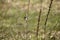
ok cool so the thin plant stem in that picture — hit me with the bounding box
[44,0,54,40]
[24,0,30,40]
[36,0,42,40]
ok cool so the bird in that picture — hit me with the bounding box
[24,16,28,20]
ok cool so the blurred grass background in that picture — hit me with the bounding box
[0,0,60,40]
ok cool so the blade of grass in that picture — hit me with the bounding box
[36,0,42,40]
[44,0,54,40]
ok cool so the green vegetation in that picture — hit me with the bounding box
[0,0,60,40]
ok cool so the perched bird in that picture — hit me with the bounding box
[24,16,28,20]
